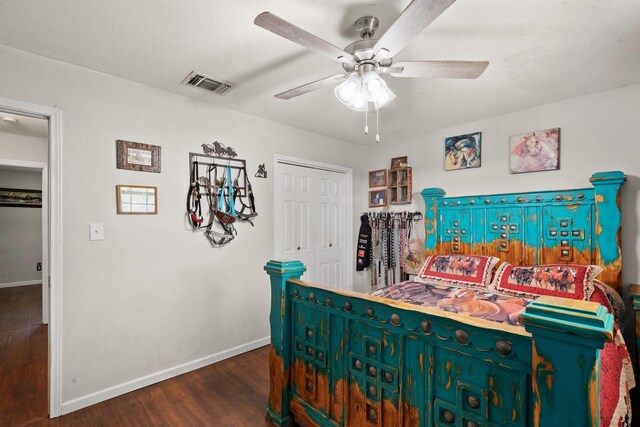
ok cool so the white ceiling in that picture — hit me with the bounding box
[0,0,639,145]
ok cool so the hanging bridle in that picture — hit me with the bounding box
[187,161,204,228]
[233,166,258,225]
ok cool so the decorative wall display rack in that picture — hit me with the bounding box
[187,151,258,247]
[359,210,423,289]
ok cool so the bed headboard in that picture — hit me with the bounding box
[421,171,625,292]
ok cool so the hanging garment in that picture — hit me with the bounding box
[356,214,372,271]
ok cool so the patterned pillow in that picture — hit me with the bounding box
[490,263,602,300]
[414,254,500,289]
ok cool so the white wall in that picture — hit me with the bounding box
[0,45,367,410]
[0,131,48,163]
[359,83,640,292]
[0,168,42,286]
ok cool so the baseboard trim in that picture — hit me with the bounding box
[59,336,271,415]
[0,280,41,289]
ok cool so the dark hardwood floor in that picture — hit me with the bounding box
[0,284,48,427]
[27,345,272,427]
[1,283,273,427]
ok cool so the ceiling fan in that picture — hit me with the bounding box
[254,0,489,107]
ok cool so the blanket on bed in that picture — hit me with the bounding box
[371,281,635,427]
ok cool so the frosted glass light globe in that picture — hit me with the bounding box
[351,92,365,109]
[366,77,381,93]
[334,75,360,104]
[375,90,389,104]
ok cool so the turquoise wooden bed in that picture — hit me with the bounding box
[265,171,636,426]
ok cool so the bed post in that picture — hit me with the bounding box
[264,260,306,426]
[520,296,614,426]
[590,171,625,292]
[421,187,445,254]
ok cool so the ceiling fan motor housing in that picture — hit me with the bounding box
[355,16,379,39]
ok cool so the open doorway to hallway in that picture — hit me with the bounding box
[0,111,49,425]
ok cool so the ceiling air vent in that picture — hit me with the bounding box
[181,71,232,95]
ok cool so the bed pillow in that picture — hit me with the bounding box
[414,254,500,289]
[490,263,602,300]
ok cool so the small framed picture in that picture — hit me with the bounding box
[116,185,158,214]
[509,128,560,174]
[444,132,481,171]
[116,140,161,173]
[368,169,387,188]
[0,188,42,208]
[390,156,408,170]
[369,189,387,208]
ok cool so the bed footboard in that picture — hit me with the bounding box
[265,260,613,427]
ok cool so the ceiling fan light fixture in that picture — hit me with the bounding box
[362,71,383,101]
[347,86,368,112]
[373,84,395,110]
[334,75,360,105]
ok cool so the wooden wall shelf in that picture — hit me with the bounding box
[388,167,412,205]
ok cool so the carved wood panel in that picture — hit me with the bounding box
[348,322,400,426]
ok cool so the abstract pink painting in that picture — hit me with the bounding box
[509,128,560,173]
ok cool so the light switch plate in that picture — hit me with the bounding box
[89,223,104,241]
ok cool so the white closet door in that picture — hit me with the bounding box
[315,170,347,289]
[275,163,315,281]
[275,160,350,289]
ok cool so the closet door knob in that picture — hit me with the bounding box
[329,243,333,247]
[297,246,301,250]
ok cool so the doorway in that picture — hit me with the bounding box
[0,97,62,419]
[274,155,353,290]
[0,113,49,425]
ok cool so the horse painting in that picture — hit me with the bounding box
[509,128,559,173]
[444,132,481,171]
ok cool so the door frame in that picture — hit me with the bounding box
[0,97,63,417]
[273,154,353,290]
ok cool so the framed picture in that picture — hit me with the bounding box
[116,185,158,214]
[509,128,560,174]
[369,189,387,208]
[444,132,481,171]
[390,156,408,170]
[0,188,42,208]
[116,140,161,173]
[368,169,387,188]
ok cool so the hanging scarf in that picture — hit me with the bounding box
[215,164,236,224]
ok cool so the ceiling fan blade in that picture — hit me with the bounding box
[275,74,349,99]
[255,12,354,65]
[373,0,457,60]
[390,61,489,79]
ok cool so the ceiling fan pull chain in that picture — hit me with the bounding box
[376,108,380,143]
[365,110,369,135]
